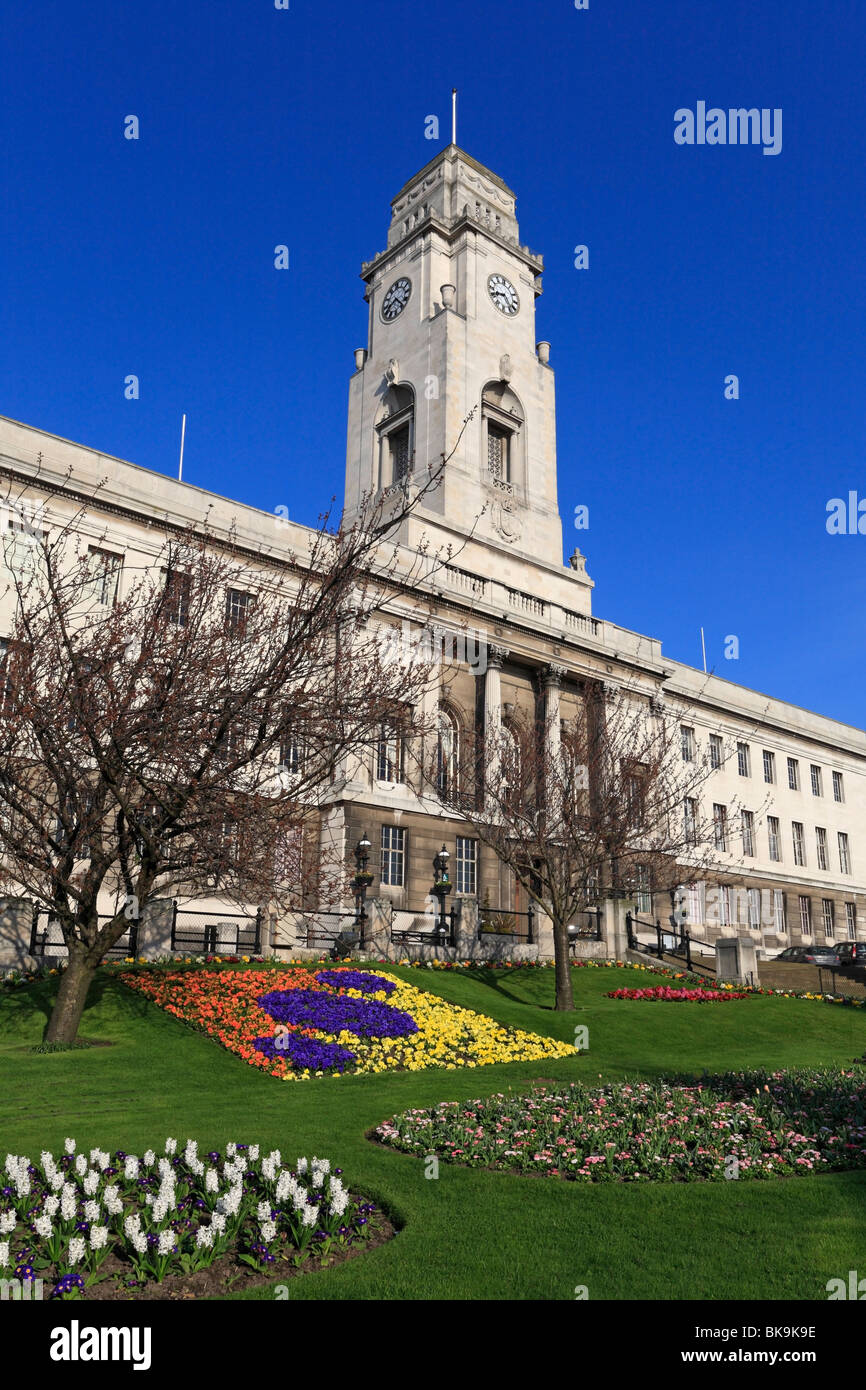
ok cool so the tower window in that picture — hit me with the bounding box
[390,424,410,482]
[487,424,509,482]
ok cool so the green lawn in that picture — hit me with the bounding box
[2,961,865,1301]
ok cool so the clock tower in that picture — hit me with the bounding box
[344,143,585,602]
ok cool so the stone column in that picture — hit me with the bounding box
[543,664,565,822]
[362,898,392,961]
[453,896,479,959]
[484,646,508,810]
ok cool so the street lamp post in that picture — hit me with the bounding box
[432,844,452,939]
[352,833,373,934]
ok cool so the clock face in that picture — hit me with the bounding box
[488,273,520,316]
[381,277,412,321]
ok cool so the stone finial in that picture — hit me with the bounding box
[568,547,587,574]
[441,283,456,309]
[536,341,551,365]
[354,348,367,372]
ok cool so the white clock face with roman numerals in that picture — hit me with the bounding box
[488,273,520,316]
[381,277,412,321]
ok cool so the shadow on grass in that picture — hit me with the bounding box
[0,969,163,1043]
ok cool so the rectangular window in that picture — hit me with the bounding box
[845,903,857,941]
[792,821,806,867]
[737,742,750,777]
[816,826,828,871]
[684,797,698,846]
[389,424,411,482]
[163,569,191,627]
[719,884,732,927]
[838,831,851,875]
[741,809,755,857]
[709,734,722,770]
[487,425,510,483]
[799,895,812,936]
[713,803,728,853]
[821,898,835,938]
[773,889,786,934]
[376,721,404,783]
[762,750,776,784]
[455,837,477,895]
[681,725,695,762]
[380,825,405,887]
[810,764,822,797]
[767,815,781,862]
[747,887,761,929]
[85,547,122,606]
[687,883,703,925]
[832,770,844,803]
[787,757,799,791]
[280,731,305,777]
[226,588,253,634]
[635,864,651,915]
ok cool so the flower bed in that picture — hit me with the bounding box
[375,1068,866,1182]
[0,1139,385,1299]
[607,986,750,1002]
[120,966,576,1079]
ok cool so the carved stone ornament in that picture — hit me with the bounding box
[488,645,509,669]
[568,547,587,574]
[544,663,567,686]
[386,359,399,385]
[499,353,513,382]
[489,495,522,544]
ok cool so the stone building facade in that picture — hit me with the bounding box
[0,142,863,964]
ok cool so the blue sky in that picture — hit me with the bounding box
[2,0,864,726]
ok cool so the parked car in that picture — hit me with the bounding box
[775,945,841,966]
[834,942,866,967]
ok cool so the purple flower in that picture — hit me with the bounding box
[252,1034,356,1072]
[315,970,396,996]
[256,989,418,1039]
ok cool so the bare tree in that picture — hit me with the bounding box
[429,676,746,1011]
[0,440,474,1042]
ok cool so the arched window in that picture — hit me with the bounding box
[436,706,459,799]
[376,385,415,488]
[481,382,524,490]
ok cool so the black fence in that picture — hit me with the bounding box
[29,910,138,960]
[567,908,603,948]
[270,908,363,955]
[391,905,455,948]
[478,902,536,943]
[170,905,262,956]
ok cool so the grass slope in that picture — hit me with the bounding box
[1,963,865,1300]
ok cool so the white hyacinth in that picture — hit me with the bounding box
[64,1138,76,1155]
[259,1220,277,1243]
[44,1195,59,1218]
[49,1170,64,1192]
[0,1211,16,1235]
[248,1145,259,1162]
[164,1138,177,1155]
[123,1213,141,1238]
[157,1229,175,1257]
[183,1140,197,1165]
[131,1231,147,1256]
[41,1150,56,1174]
[0,1241,9,1267]
[157,1157,172,1177]
[33,1214,53,1240]
[257,1200,271,1223]
[205,1168,219,1194]
[84,1200,101,1223]
[143,1150,156,1167]
[211,1213,226,1235]
[312,1157,331,1175]
[195,1224,215,1249]
[152,1199,169,1224]
[330,1192,348,1218]
[189,1158,205,1177]
[296,1157,308,1175]
[90,1225,109,1251]
[68,1237,86,1265]
[301,1204,318,1228]
[83,1171,100,1196]
[225,1142,237,1158]
[103,1187,122,1216]
[124,1156,140,1181]
[74,1154,87,1177]
[60,1189,77,1223]
[90,1148,110,1170]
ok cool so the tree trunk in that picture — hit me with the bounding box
[44,950,98,1044]
[552,920,574,1011]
